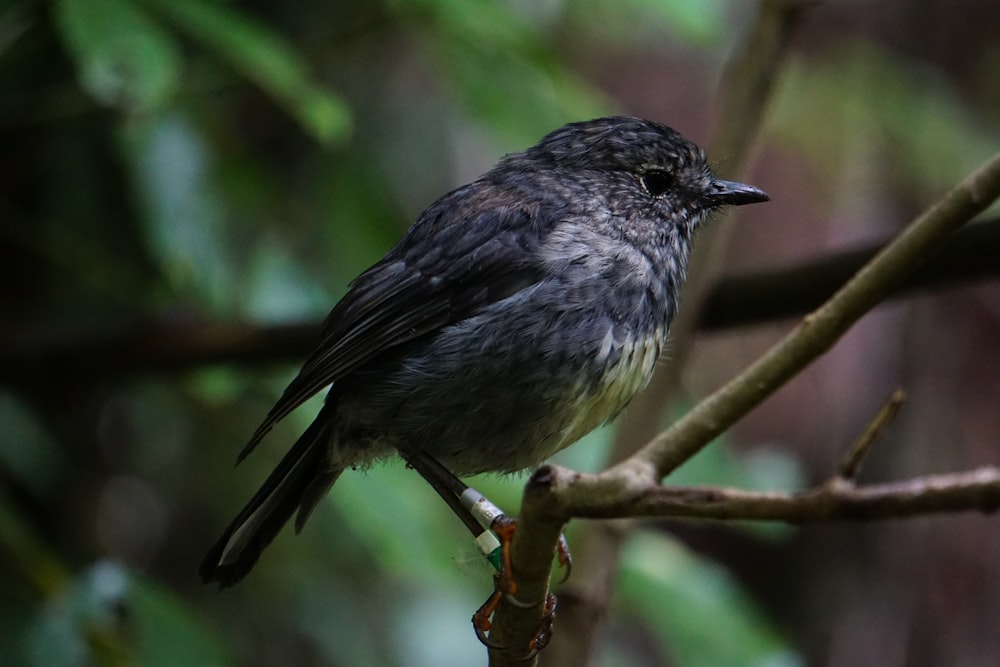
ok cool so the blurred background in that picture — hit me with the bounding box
[1,1,998,665]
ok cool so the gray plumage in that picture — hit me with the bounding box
[199,116,768,586]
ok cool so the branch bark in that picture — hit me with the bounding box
[486,148,1000,664]
[527,465,1000,523]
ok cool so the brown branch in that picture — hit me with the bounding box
[0,320,318,386]
[489,149,1000,664]
[486,470,569,665]
[532,465,1000,522]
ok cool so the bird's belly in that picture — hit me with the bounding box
[336,316,666,475]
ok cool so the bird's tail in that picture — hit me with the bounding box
[199,407,342,588]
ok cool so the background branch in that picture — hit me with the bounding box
[700,215,1000,330]
[2,216,996,387]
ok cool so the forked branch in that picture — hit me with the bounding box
[486,149,1000,666]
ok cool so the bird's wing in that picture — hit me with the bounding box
[237,195,550,461]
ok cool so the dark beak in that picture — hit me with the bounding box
[706,179,770,207]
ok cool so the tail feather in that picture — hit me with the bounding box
[199,412,341,588]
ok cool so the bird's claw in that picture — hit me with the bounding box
[556,533,573,584]
[471,515,568,657]
[472,588,509,649]
[519,593,558,661]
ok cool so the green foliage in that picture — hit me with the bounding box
[610,531,801,667]
[141,0,350,145]
[411,0,611,143]
[20,562,234,667]
[567,0,730,46]
[55,0,349,142]
[769,41,1000,200]
[54,0,182,111]
[120,112,236,312]
[0,394,67,497]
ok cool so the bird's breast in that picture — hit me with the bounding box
[557,322,666,446]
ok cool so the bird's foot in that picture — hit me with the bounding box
[471,515,569,658]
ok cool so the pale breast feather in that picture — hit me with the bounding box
[559,324,665,446]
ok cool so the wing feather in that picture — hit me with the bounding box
[237,196,548,461]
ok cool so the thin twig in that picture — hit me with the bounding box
[837,388,906,481]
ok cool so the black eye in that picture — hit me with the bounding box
[639,169,674,197]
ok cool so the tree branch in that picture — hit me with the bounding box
[488,150,1000,664]
[701,216,1000,330]
[532,465,1000,523]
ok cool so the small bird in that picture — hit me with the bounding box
[199,116,768,587]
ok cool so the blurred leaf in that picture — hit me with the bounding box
[23,561,234,667]
[25,561,131,667]
[0,393,66,497]
[0,4,32,57]
[54,0,181,111]
[445,46,610,145]
[568,0,729,47]
[141,0,350,145]
[185,367,248,407]
[244,238,331,323]
[130,573,235,667]
[610,531,802,667]
[310,150,412,282]
[388,585,486,667]
[331,457,478,580]
[393,0,610,144]
[769,41,1000,198]
[548,422,617,473]
[120,112,234,312]
[0,492,68,597]
[669,440,805,493]
[654,0,729,44]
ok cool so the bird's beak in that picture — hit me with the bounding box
[706,179,770,206]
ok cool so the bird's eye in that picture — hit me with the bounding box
[639,169,673,197]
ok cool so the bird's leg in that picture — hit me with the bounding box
[555,533,573,583]
[469,513,564,657]
[398,448,570,656]
[398,448,507,648]
[398,447,483,537]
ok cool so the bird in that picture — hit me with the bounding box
[199,116,769,587]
